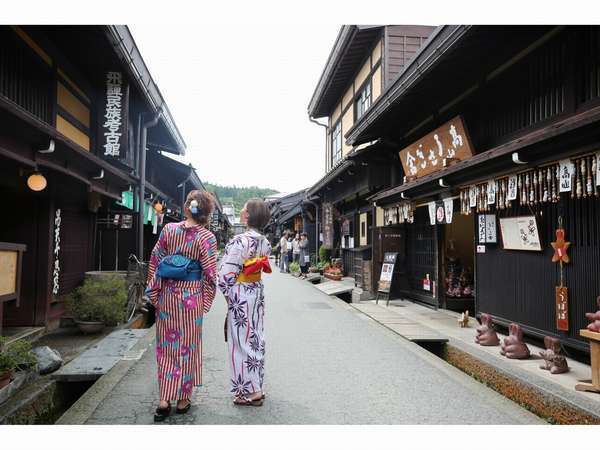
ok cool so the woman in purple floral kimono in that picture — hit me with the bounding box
[218,199,271,406]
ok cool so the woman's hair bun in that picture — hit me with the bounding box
[184,190,214,225]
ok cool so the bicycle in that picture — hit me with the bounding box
[126,254,148,323]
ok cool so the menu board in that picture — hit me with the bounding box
[377,252,398,293]
[0,250,17,297]
[499,216,542,251]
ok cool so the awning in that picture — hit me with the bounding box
[116,190,157,225]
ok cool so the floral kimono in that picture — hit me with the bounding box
[146,221,217,401]
[218,229,271,398]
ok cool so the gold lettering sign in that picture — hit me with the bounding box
[399,115,474,179]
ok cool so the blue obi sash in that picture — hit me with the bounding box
[157,254,203,281]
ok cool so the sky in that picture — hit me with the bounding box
[129,24,339,195]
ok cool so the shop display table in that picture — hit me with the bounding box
[575,329,600,394]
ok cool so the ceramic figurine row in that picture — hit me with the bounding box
[473,313,569,373]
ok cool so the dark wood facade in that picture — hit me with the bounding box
[0,26,188,334]
[352,25,600,351]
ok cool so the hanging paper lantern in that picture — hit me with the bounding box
[27,172,47,191]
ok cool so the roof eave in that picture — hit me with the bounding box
[345,25,471,146]
[104,25,187,156]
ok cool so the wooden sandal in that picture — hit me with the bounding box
[154,403,171,422]
[176,400,191,414]
[233,396,263,407]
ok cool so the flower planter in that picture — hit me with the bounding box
[0,371,12,390]
[74,320,105,334]
[324,273,343,281]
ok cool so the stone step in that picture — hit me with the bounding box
[351,303,448,343]
[51,329,148,382]
[3,327,45,346]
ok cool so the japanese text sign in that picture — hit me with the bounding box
[555,286,569,331]
[101,71,129,162]
[399,116,474,180]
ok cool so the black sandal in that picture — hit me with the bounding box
[154,403,171,422]
[176,400,191,414]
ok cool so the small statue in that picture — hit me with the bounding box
[475,313,500,346]
[458,310,469,328]
[500,323,530,359]
[585,296,600,333]
[539,336,569,374]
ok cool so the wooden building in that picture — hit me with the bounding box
[0,26,187,335]
[208,191,232,247]
[307,25,435,291]
[345,25,600,352]
[266,190,318,258]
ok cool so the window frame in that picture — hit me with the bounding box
[355,78,372,121]
[331,120,342,167]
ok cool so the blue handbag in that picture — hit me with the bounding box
[157,254,203,281]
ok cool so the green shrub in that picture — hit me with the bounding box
[0,336,37,375]
[318,245,329,264]
[66,276,128,326]
[289,262,300,274]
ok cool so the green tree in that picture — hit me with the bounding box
[205,183,278,214]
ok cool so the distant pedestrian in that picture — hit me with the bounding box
[292,233,300,264]
[218,198,271,406]
[145,190,217,422]
[287,232,294,272]
[299,232,310,279]
[279,232,288,273]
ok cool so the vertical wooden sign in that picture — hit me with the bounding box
[555,286,569,331]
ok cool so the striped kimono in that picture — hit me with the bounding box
[218,229,271,398]
[146,221,217,401]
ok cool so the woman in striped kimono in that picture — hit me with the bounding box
[146,190,217,422]
[218,199,271,406]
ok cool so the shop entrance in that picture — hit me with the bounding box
[404,206,438,307]
[440,207,475,312]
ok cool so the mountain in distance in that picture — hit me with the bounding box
[205,183,278,214]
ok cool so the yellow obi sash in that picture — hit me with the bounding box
[236,256,272,283]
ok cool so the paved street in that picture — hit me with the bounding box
[85,269,542,425]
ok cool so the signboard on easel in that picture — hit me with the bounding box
[377,252,398,293]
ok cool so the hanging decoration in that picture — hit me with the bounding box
[552,216,570,331]
[384,202,414,225]
[458,153,599,215]
[428,202,436,225]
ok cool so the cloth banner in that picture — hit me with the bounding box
[428,202,436,225]
[444,198,454,224]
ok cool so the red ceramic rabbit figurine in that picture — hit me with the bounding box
[475,313,500,346]
[539,336,569,374]
[500,323,530,359]
[585,296,600,333]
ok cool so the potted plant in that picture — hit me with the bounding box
[289,262,301,277]
[0,336,37,389]
[318,245,329,265]
[66,276,128,334]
